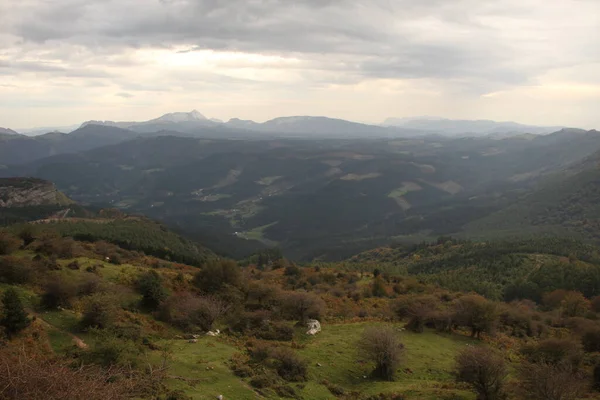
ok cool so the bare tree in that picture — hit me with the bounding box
[358,326,404,381]
[455,346,507,400]
[519,361,588,400]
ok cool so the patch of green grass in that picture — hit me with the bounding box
[153,338,258,400]
[297,322,476,399]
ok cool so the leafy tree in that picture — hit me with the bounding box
[0,231,21,255]
[371,277,387,298]
[454,295,498,339]
[560,292,590,318]
[0,288,30,338]
[358,326,404,381]
[455,346,507,400]
[137,271,167,310]
[281,291,325,323]
[194,260,241,294]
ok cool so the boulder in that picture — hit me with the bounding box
[306,319,321,335]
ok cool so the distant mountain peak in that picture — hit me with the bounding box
[0,127,19,135]
[153,110,207,123]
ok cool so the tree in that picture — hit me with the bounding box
[358,326,404,381]
[0,288,30,338]
[194,260,241,294]
[519,361,588,400]
[81,294,118,330]
[393,295,438,333]
[0,231,21,255]
[371,277,387,298]
[560,292,590,318]
[280,291,325,323]
[454,295,498,339]
[455,346,507,400]
[137,270,167,310]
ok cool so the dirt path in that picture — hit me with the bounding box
[35,313,88,349]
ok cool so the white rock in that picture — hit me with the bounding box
[306,319,321,335]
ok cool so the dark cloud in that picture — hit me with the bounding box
[1,0,599,95]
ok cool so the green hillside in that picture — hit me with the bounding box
[2,223,600,399]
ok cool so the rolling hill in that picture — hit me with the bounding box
[3,128,600,260]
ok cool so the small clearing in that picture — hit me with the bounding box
[213,168,242,189]
[422,180,463,194]
[256,176,282,186]
[340,173,381,181]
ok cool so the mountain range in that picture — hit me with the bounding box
[8,110,566,139]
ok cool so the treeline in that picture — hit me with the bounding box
[13,219,214,266]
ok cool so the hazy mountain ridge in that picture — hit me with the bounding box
[383,116,563,136]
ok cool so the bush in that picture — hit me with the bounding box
[358,326,404,381]
[582,328,600,353]
[0,256,34,284]
[0,231,21,255]
[270,347,308,382]
[393,295,438,333]
[82,330,143,368]
[519,361,588,400]
[41,277,77,309]
[520,338,582,367]
[0,288,30,338]
[453,295,498,339]
[255,322,294,341]
[194,260,241,294]
[0,348,135,399]
[280,291,326,322]
[80,294,118,330]
[136,271,167,310]
[158,292,228,331]
[455,346,507,400]
[371,277,387,298]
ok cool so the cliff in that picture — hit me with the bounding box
[0,178,73,208]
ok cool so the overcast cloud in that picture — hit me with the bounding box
[1,0,599,129]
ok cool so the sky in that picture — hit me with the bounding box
[1,0,599,130]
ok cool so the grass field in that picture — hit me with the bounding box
[146,322,477,399]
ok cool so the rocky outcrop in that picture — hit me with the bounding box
[306,319,321,335]
[0,178,73,208]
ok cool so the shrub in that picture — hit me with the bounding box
[0,231,21,255]
[582,328,600,353]
[394,295,438,333]
[560,292,590,318]
[82,330,143,368]
[136,270,167,310]
[453,295,498,339]
[255,322,294,341]
[41,277,77,309]
[280,291,326,322]
[80,294,118,330]
[520,338,582,367]
[358,326,404,381]
[194,260,241,294]
[0,256,34,284]
[270,347,308,382]
[519,361,588,400]
[371,277,387,298]
[158,292,228,331]
[0,288,30,338]
[0,348,135,399]
[455,346,507,400]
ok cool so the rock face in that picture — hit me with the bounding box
[306,319,321,335]
[0,178,73,208]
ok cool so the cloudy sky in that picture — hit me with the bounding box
[1,0,599,129]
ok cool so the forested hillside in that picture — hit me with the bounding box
[4,130,600,260]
